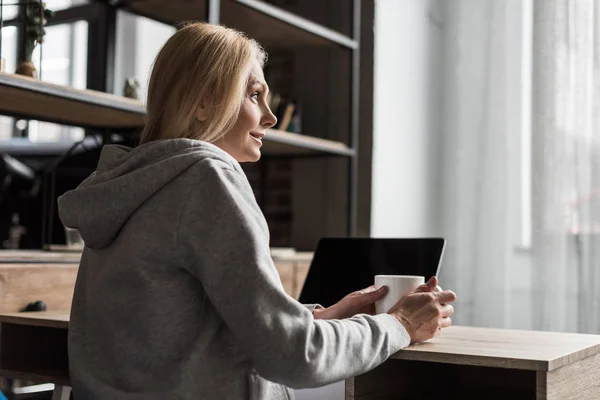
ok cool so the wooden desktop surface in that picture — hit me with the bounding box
[394,325,600,372]
[0,263,78,313]
[2,312,599,373]
[3,312,600,400]
[349,326,600,400]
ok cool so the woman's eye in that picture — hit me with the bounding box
[251,92,260,100]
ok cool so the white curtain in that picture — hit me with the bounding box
[438,0,600,334]
[531,0,600,333]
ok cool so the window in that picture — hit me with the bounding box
[44,0,89,12]
[0,26,17,141]
[32,21,88,88]
[1,25,17,74]
[27,21,88,142]
[114,10,175,99]
[0,2,97,142]
[0,4,19,21]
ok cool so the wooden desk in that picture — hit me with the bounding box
[0,263,78,313]
[4,316,599,400]
[346,326,600,399]
[272,252,313,299]
[0,311,70,400]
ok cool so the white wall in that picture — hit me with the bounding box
[371,0,445,237]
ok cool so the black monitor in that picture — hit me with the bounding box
[298,237,446,308]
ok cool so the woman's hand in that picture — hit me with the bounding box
[312,285,388,320]
[311,277,457,345]
[388,276,457,344]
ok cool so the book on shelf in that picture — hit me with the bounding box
[268,91,302,134]
[286,101,302,133]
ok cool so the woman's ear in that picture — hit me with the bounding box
[195,104,208,122]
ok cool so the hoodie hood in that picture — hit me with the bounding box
[58,139,236,250]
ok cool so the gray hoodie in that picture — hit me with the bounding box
[58,138,410,400]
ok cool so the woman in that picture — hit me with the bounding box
[58,23,456,399]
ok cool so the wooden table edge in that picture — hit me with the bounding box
[391,325,600,372]
[392,350,550,371]
[547,343,600,371]
[0,312,70,329]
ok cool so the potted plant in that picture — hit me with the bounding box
[15,1,55,78]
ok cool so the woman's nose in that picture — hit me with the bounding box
[262,108,277,128]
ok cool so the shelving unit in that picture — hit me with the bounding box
[262,130,354,157]
[0,0,371,250]
[107,0,358,49]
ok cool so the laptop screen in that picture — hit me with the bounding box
[298,237,446,308]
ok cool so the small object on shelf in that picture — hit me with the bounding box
[269,92,302,133]
[15,61,37,78]
[278,102,295,131]
[287,101,302,133]
[0,58,5,73]
[123,77,140,99]
[1,213,26,250]
[269,92,281,115]
[15,1,55,78]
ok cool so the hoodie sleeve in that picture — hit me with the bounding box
[178,161,410,389]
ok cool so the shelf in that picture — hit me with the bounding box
[0,75,351,157]
[222,0,357,49]
[113,0,357,49]
[0,72,145,129]
[262,129,354,157]
[123,0,208,26]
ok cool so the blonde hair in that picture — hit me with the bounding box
[139,23,266,144]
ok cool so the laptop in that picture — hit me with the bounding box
[298,237,446,308]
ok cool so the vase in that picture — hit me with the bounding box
[15,61,37,78]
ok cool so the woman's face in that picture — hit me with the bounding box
[216,59,277,162]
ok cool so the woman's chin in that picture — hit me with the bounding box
[249,151,261,162]
[237,150,261,163]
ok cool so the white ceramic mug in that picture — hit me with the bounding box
[374,275,442,314]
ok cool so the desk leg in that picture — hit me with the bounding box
[51,385,71,400]
[536,353,600,400]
